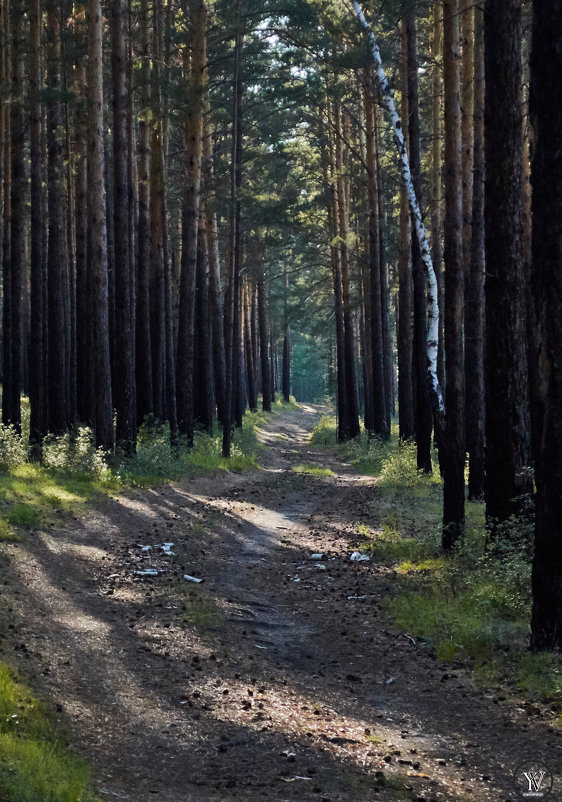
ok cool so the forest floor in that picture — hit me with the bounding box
[3,404,561,802]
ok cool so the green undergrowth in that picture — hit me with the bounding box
[311,415,561,707]
[0,663,97,801]
[0,398,299,538]
[292,463,334,477]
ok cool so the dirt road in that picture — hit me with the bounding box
[6,405,561,801]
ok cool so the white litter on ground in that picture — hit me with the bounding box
[183,574,203,584]
[350,551,370,562]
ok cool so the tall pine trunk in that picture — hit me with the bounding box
[364,74,387,437]
[529,0,562,651]
[112,0,136,453]
[466,4,486,499]
[334,105,360,439]
[29,0,44,446]
[397,22,414,441]
[87,0,113,450]
[177,0,206,444]
[46,3,68,434]
[136,0,153,425]
[484,0,532,525]
[442,0,465,548]
[4,0,24,431]
[150,0,167,422]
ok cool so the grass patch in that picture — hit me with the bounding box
[0,663,97,802]
[8,505,39,527]
[0,520,21,543]
[309,415,338,448]
[312,416,559,708]
[180,587,223,630]
[292,463,334,477]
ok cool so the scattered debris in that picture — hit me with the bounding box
[348,595,367,600]
[350,551,370,562]
[385,676,396,685]
[183,574,203,583]
[309,553,324,560]
[403,634,416,645]
[281,776,312,783]
[134,569,162,576]
[161,543,175,555]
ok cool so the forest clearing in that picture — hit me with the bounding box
[0,0,562,799]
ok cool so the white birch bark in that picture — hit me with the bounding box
[352,1,445,413]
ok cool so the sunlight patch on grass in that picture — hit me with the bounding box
[0,664,96,802]
[292,463,334,477]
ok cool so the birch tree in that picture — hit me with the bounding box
[351,2,444,418]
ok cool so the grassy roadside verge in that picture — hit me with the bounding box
[0,664,97,802]
[0,396,298,543]
[310,415,562,720]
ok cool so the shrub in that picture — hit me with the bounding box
[0,425,27,473]
[379,440,434,489]
[309,415,337,447]
[131,420,180,480]
[42,428,108,478]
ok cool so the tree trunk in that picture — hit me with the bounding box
[29,0,44,446]
[529,0,562,651]
[442,0,465,548]
[87,0,113,450]
[136,0,153,425]
[364,73,387,437]
[0,0,8,396]
[112,0,136,453]
[323,123,349,442]
[466,3,486,499]
[406,8,433,472]
[244,281,257,411]
[398,22,415,441]
[177,0,206,444]
[193,212,214,431]
[376,112,392,430]
[334,104,360,439]
[46,3,68,434]
[484,0,532,525]
[431,4,445,394]
[258,265,272,413]
[203,110,226,426]
[4,0,24,431]
[75,57,92,427]
[150,0,166,423]
[222,6,242,455]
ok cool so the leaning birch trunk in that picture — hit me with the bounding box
[352,2,444,414]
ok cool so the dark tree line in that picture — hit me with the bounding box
[0,0,283,464]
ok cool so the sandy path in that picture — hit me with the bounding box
[5,404,561,801]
